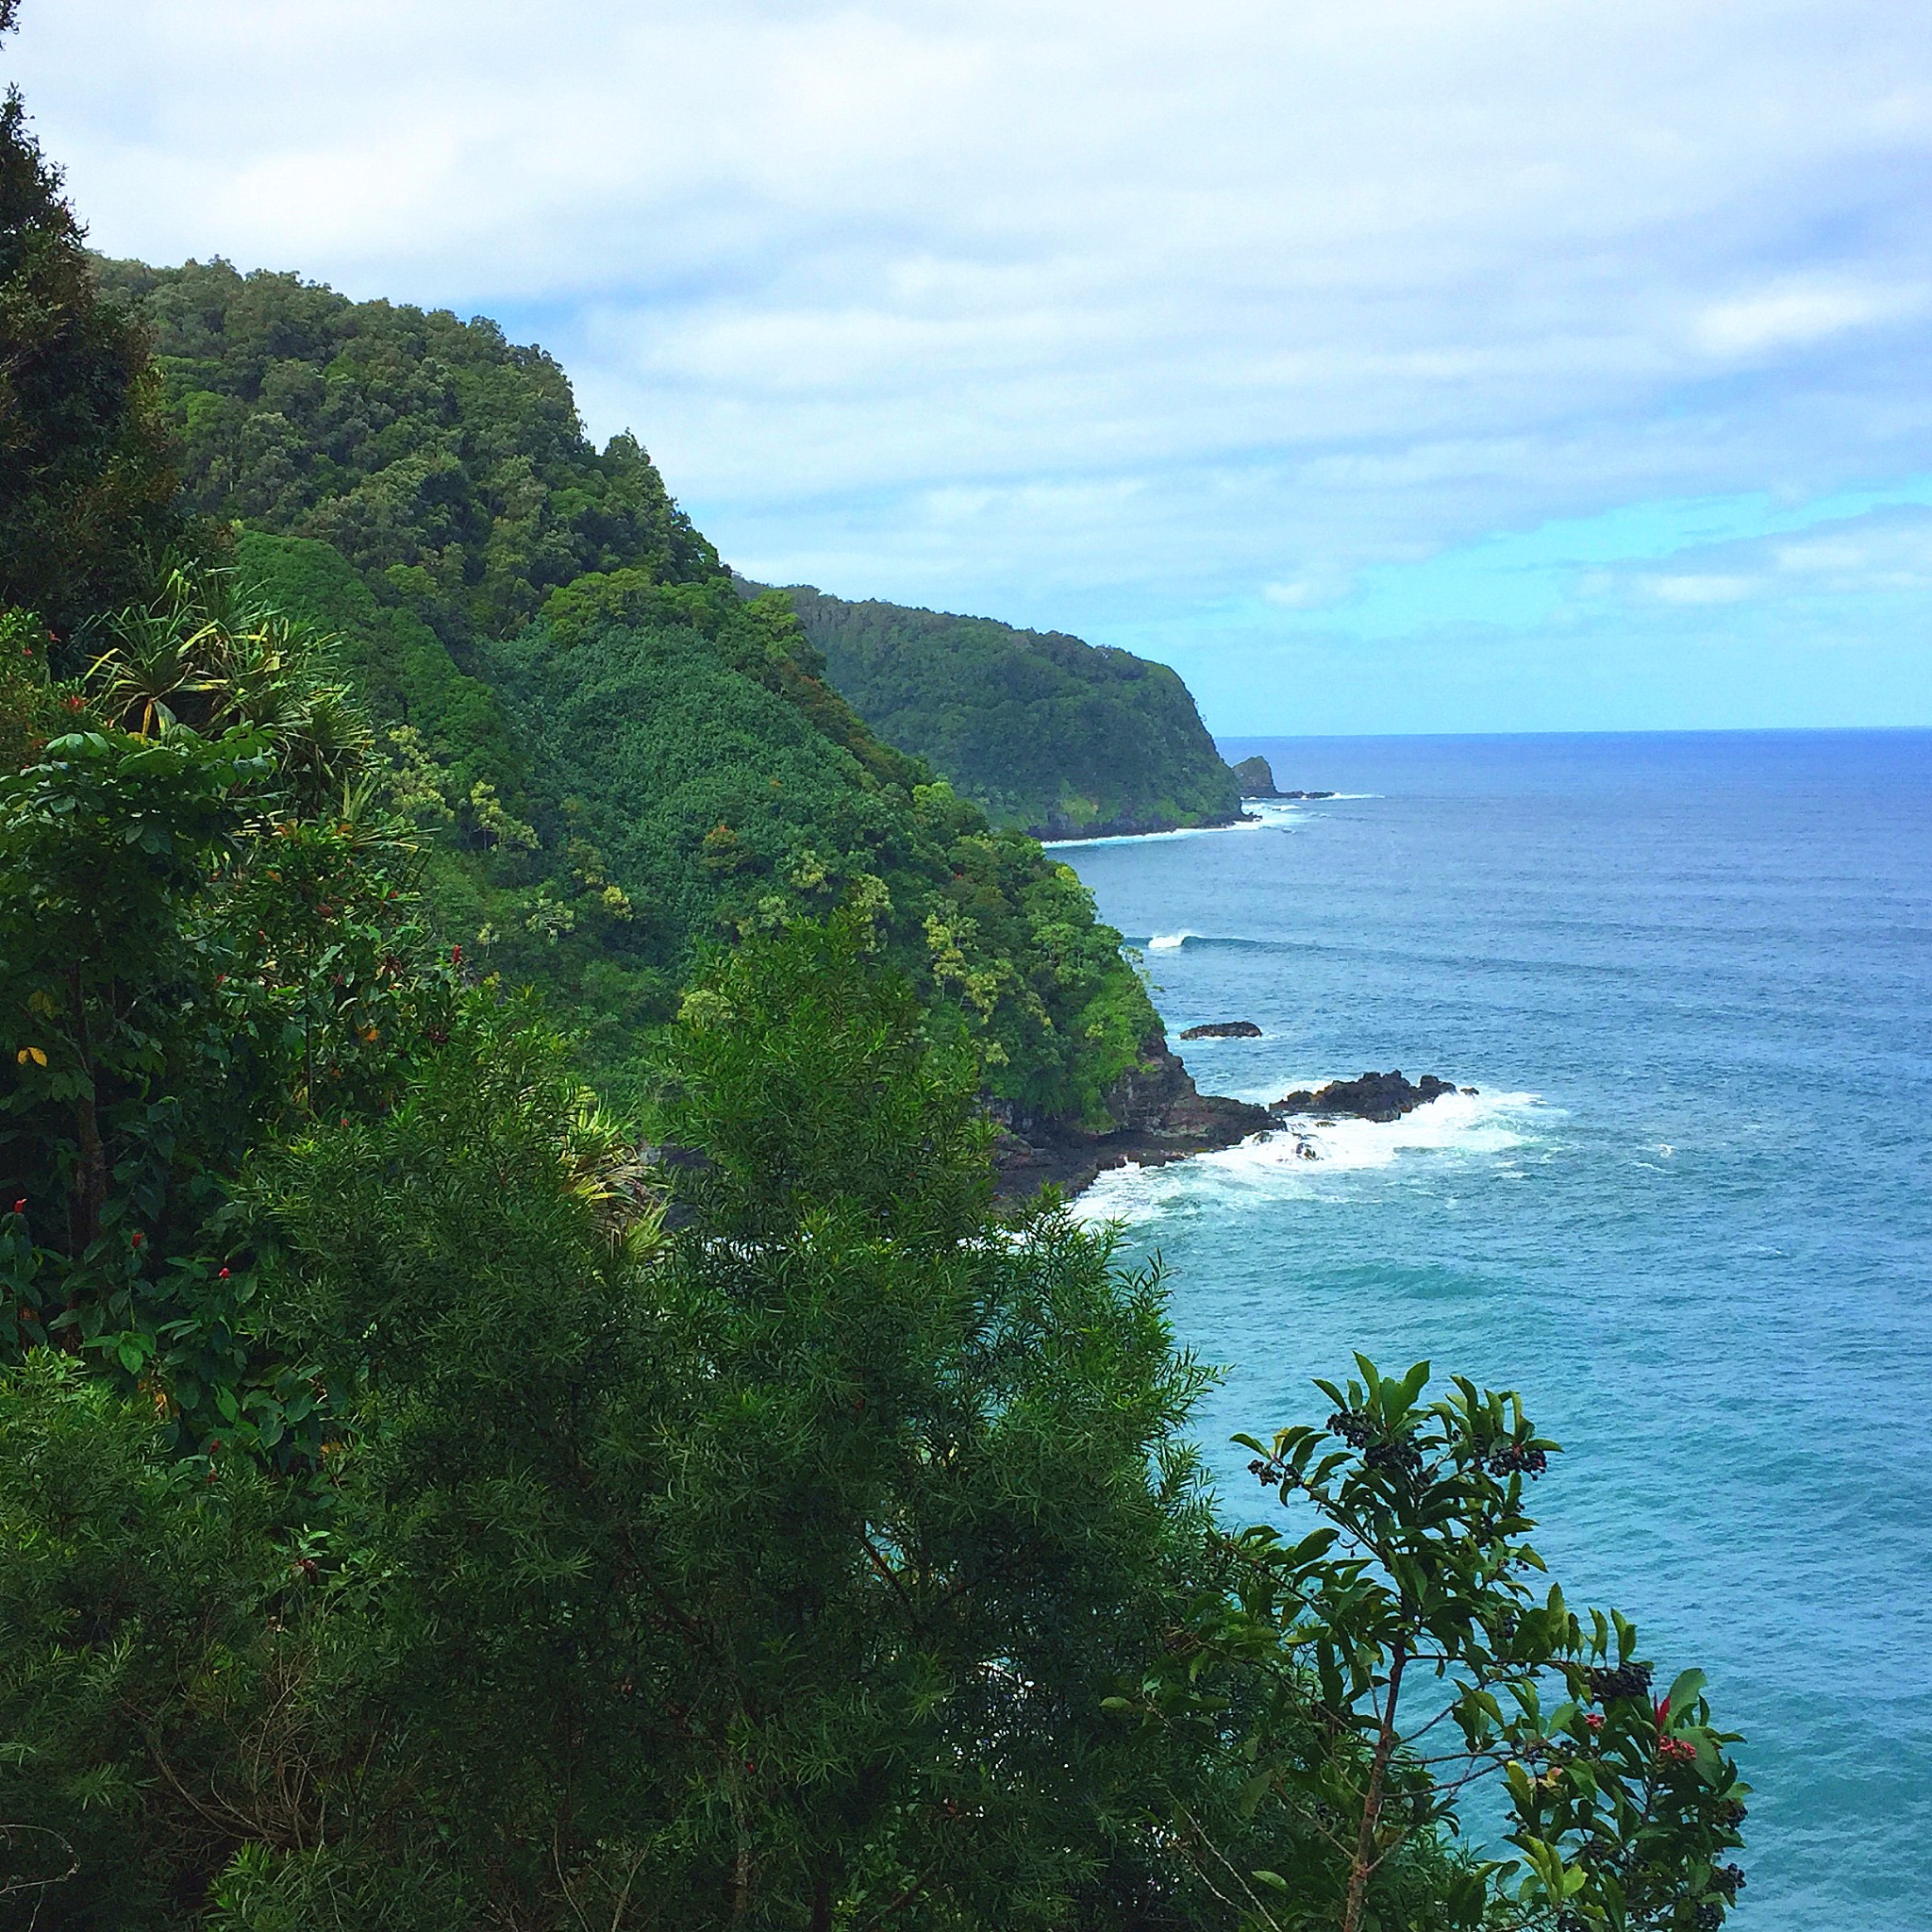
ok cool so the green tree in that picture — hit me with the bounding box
[224,921,1206,1927]
[1,572,448,1463]
[1120,1358,1749,1932]
[0,1351,299,1930]
[0,3,179,639]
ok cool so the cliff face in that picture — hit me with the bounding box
[765,584,1242,840]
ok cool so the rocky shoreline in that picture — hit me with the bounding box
[991,1040,1474,1203]
[990,1032,1272,1201]
[1032,808,1250,842]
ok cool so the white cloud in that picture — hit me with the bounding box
[1646,574,1758,605]
[1693,282,1917,356]
[10,0,1932,724]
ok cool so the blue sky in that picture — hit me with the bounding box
[13,0,1932,733]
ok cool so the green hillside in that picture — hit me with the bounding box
[96,258,1158,1121]
[773,583,1241,838]
[1,48,1749,1928]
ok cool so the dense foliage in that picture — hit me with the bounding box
[773,584,1242,839]
[97,258,1162,1120]
[92,255,718,655]
[1,30,1747,1926]
[0,595,1750,1930]
[0,836,1751,1927]
[0,41,180,637]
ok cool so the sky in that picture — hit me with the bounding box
[11,0,1932,735]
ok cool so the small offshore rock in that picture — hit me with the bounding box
[1271,1070,1460,1124]
[1179,1020,1263,1040]
[1230,754,1338,801]
[1232,754,1280,796]
[1460,1085,1479,1095]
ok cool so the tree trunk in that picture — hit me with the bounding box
[1342,1641,1407,1932]
[728,1824,752,1921]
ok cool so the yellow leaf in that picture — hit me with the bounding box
[16,1047,47,1067]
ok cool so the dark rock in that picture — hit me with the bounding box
[1270,1070,1459,1124]
[1230,756,1339,802]
[1232,754,1279,797]
[1179,1020,1262,1040]
[993,1030,1273,1203]
[1460,1086,1479,1096]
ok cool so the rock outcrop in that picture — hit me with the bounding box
[1230,754,1336,801]
[992,1031,1272,1200]
[1179,1020,1262,1040]
[1270,1070,1467,1124]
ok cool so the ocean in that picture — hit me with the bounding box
[1058,729,1932,1931]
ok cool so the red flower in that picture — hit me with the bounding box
[130,1231,143,1247]
[218,1267,230,1279]
[1584,1712,1604,1732]
[11,1199,24,1214]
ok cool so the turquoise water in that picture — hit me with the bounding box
[1058,730,1932,1931]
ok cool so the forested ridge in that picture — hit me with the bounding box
[0,17,1749,1927]
[763,585,1241,840]
[92,255,1158,1120]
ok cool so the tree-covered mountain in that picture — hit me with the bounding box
[765,583,1242,839]
[0,32,1750,1927]
[94,257,719,652]
[94,257,1158,1121]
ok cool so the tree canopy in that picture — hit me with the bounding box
[774,583,1243,839]
[0,42,1748,1926]
[94,261,1166,1122]
[0,55,179,637]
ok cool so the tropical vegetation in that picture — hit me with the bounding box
[1,18,1747,1927]
[90,257,1166,1118]
[773,584,1242,839]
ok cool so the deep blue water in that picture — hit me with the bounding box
[1058,729,1932,1932]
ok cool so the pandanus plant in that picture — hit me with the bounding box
[89,563,370,810]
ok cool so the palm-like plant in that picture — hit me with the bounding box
[90,565,370,808]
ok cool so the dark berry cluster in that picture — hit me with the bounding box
[1487,1442,1548,1478]
[1714,1797,1747,1828]
[1327,1407,1375,1448]
[1586,1660,1653,1704]
[1712,1863,1746,1899]
[1364,1438,1424,1479]
[1693,1904,1724,1930]
[1247,1457,1289,1487]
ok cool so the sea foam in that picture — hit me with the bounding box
[1074,1087,1545,1224]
